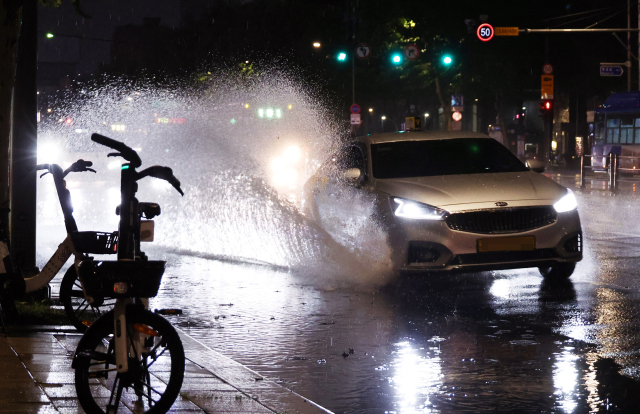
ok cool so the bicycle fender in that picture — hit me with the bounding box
[114,300,130,373]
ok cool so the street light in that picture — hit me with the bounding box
[313,42,321,48]
[381,115,386,132]
[369,108,373,112]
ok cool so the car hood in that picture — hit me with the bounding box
[374,171,567,211]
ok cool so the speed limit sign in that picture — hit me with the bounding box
[477,23,494,42]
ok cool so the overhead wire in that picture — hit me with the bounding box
[549,8,623,28]
[540,5,624,23]
[585,10,625,29]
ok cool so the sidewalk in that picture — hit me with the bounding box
[0,326,332,414]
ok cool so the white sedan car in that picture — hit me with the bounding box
[303,131,582,278]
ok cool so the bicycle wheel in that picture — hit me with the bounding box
[60,266,116,332]
[74,307,185,414]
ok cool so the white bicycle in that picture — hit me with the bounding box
[0,160,116,331]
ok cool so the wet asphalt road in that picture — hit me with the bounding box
[39,172,640,413]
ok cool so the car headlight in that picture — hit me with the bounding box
[393,198,446,220]
[553,189,578,213]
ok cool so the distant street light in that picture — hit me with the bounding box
[424,113,429,117]
[313,42,321,48]
[369,108,373,112]
[381,115,386,132]
[381,116,386,120]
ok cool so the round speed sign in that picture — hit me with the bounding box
[477,23,494,42]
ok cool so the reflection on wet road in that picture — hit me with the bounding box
[38,174,640,413]
[144,256,638,413]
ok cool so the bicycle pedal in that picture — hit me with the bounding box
[154,308,183,315]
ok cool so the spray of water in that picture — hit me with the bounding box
[37,64,395,287]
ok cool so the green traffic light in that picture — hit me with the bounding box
[443,55,453,65]
[337,52,347,61]
[46,33,54,38]
[391,53,402,65]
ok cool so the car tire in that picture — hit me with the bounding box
[538,262,575,279]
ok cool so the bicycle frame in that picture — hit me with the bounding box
[71,134,185,413]
[24,163,97,302]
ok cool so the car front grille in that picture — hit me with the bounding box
[445,206,557,234]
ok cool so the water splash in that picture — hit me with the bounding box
[37,65,395,287]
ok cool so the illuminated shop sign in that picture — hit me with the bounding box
[155,117,186,124]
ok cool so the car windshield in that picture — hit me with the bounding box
[371,138,528,179]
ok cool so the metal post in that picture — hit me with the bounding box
[10,0,38,272]
[580,154,585,189]
[628,0,631,91]
[613,154,620,191]
[609,152,615,190]
[352,51,355,105]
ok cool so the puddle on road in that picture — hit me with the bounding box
[147,254,640,414]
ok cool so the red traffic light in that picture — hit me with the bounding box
[65,117,73,124]
[540,100,553,111]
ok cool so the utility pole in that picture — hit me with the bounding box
[628,0,631,91]
[543,33,552,167]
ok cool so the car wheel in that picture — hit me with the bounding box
[538,262,575,279]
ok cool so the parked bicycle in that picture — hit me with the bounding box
[72,133,185,414]
[0,160,116,332]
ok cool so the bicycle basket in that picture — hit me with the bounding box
[70,231,118,255]
[78,260,165,299]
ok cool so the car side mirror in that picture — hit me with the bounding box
[526,159,545,173]
[343,168,362,179]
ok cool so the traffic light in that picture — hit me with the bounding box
[330,47,350,70]
[539,100,553,120]
[442,55,453,65]
[391,52,403,65]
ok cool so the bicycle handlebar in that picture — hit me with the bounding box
[138,166,184,196]
[91,133,142,168]
[37,160,96,179]
[91,133,184,196]
[64,159,96,177]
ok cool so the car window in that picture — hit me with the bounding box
[371,138,528,179]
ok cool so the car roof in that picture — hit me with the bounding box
[356,130,492,145]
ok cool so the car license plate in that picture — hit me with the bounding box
[477,236,535,253]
